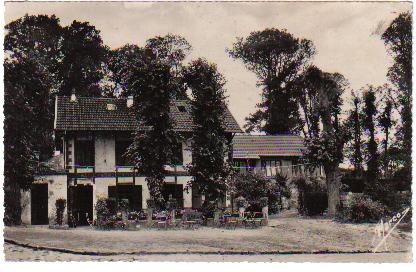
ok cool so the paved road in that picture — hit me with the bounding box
[3,242,412,262]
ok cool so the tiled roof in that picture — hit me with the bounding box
[232,134,305,159]
[55,96,242,133]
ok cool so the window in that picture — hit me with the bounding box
[261,160,281,176]
[116,140,132,166]
[177,106,187,113]
[108,185,142,211]
[169,142,183,165]
[75,139,95,166]
[162,184,184,208]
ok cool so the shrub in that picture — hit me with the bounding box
[228,172,290,214]
[118,199,129,212]
[341,194,386,223]
[200,200,217,218]
[55,198,67,225]
[293,177,327,216]
[95,198,111,219]
[146,199,156,209]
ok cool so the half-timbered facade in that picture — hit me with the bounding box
[22,95,241,225]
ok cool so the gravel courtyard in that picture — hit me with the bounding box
[4,215,412,259]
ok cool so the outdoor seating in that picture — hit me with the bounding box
[181,210,203,229]
[242,212,263,229]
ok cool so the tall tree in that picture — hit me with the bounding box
[4,14,63,89]
[300,67,348,217]
[377,88,395,176]
[125,47,180,206]
[382,12,412,182]
[4,14,63,160]
[4,60,44,224]
[58,20,107,96]
[107,35,191,98]
[228,28,315,134]
[362,86,379,192]
[183,58,230,202]
[344,92,364,175]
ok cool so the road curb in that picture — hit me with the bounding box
[4,239,409,256]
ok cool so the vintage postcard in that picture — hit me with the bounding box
[2,0,413,264]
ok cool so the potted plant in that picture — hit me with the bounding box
[50,198,69,229]
[95,198,111,229]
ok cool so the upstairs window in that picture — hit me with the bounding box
[116,140,132,166]
[75,138,95,167]
[169,142,183,165]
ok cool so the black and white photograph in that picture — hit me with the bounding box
[1,0,414,264]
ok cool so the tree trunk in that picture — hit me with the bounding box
[325,166,340,217]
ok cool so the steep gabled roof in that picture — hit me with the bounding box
[232,134,305,159]
[54,96,242,133]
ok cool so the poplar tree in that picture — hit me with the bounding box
[183,58,231,202]
[362,86,379,192]
[300,66,348,217]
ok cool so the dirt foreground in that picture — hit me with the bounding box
[3,217,412,261]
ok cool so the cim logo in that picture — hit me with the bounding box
[372,207,410,252]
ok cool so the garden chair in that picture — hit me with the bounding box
[242,212,257,229]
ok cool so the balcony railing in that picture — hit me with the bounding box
[233,165,325,179]
[64,164,324,180]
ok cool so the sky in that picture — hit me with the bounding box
[4,1,412,128]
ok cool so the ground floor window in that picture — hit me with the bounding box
[261,160,281,176]
[108,185,142,211]
[162,184,184,208]
[234,159,256,172]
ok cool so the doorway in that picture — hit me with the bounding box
[31,183,49,225]
[69,184,93,226]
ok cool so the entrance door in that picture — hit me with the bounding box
[31,183,48,225]
[70,185,93,226]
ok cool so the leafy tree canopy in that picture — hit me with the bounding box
[58,20,108,96]
[228,28,315,134]
[183,58,230,201]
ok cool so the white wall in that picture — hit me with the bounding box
[183,139,192,165]
[95,134,115,172]
[20,190,31,225]
[28,175,68,225]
